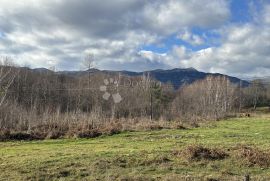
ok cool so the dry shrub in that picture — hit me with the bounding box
[28,124,68,140]
[67,121,123,138]
[77,129,102,138]
[101,122,123,135]
[178,145,228,161]
[116,118,189,131]
[234,145,270,167]
[0,111,191,141]
[0,130,41,141]
[0,130,66,141]
[0,118,189,141]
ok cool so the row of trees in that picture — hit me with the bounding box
[0,57,269,134]
[172,76,240,121]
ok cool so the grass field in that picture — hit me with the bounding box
[1,113,270,181]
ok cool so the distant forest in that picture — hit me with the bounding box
[0,58,269,140]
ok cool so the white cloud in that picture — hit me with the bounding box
[2,0,269,78]
[0,0,230,70]
[142,2,270,78]
[1,0,270,78]
[177,30,204,46]
[179,23,270,77]
[144,0,229,34]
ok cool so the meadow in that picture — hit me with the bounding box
[1,112,270,181]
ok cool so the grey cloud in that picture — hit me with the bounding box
[0,0,230,70]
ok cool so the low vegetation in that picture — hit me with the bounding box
[233,145,270,168]
[177,145,229,161]
[0,119,189,141]
[1,114,270,180]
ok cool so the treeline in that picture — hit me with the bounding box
[0,60,269,139]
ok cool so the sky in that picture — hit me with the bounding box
[0,0,270,78]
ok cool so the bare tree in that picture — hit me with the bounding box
[83,53,95,85]
[172,76,239,122]
[83,53,95,112]
[0,57,18,107]
[249,80,266,110]
[83,53,95,69]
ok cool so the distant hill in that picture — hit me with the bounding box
[122,68,249,89]
[55,68,249,89]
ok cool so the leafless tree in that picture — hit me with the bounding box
[82,53,96,112]
[172,76,239,122]
[0,57,18,107]
[83,53,95,86]
[245,80,267,110]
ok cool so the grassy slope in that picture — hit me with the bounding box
[1,114,270,180]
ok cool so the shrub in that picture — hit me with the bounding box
[234,145,270,167]
[177,145,228,161]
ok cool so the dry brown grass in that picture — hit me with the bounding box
[140,155,171,166]
[0,118,187,141]
[233,145,270,167]
[176,145,229,161]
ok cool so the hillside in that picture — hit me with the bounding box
[57,68,248,89]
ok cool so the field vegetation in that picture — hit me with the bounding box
[1,112,270,180]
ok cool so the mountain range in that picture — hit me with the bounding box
[34,67,249,89]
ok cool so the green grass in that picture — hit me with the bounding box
[1,114,270,180]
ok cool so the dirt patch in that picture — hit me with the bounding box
[234,145,270,167]
[177,145,229,161]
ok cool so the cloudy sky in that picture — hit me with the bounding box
[0,0,270,77]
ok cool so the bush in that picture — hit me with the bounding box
[234,145,270,167]
[177,145,228,161]
[0,131,40,141]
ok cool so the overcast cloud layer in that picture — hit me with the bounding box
[0,0,269,77]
